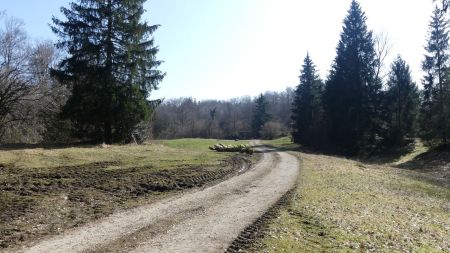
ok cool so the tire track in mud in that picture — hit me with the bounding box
[225,188,296,252]
[18,146,299,253]
[0,156,251,249]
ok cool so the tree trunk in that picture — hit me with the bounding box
[104,0,114,144]
[104,120,112,144]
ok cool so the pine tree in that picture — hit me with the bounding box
[323,0,381,154]
[291,53,324,147]
[384,56,420,147]
[51,0,165,143]
[420,7,450,145]
[252,94,271,138]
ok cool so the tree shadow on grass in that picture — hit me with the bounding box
[397,145,450,170]
[251,143,300,153]
[252,142,337,157]
[364,145,417,164]
[395,146,450,189]
[256,140,449,190]
[0,142,95,151]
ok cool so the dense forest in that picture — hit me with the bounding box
[0,0,449,156]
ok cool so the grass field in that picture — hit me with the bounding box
[0,139,252,249]
[259,138,450,252]
[0,139,249,169]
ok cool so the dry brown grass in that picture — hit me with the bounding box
[258,139,450,252]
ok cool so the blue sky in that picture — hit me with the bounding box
[1,0,435,100]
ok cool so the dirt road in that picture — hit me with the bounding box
[17,146,299,253]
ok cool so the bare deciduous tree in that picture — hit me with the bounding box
[0,14,69,143]
[374,31,392,83]
[0,15,35,140]
[152,88,293,140]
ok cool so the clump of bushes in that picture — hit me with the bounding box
[260,121,285,140]
[209,144,254,155]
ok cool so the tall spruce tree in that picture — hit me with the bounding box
[323,0,381,154]
[421,7,450,145]
[291,53,324,147]
[252,94,271,138]
[384,56,420,147]
[51,0,165,143]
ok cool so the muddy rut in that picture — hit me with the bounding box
[17,146,299,253]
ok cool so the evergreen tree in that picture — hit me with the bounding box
[384,56,420,147]
[291,53,324,147]
[252,94,271,138]
[51,0,165,143]
[323,0,381,154]
[420,7,450,145]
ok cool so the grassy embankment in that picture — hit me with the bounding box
[259,137,449,252]
[0,139,252,249]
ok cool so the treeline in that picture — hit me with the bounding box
[152,89,294,140]
[291,1,450,155]
[2,0,449,153]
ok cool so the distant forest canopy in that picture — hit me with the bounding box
[153,88,294,140]
[0,0,449,156]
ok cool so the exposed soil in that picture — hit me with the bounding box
[11,146,299,253]
[0,155,252,250]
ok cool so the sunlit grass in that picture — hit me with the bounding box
[258,138,450,252]
[0,138,250,170]
[160,138,249,150]
[262,136,299,151]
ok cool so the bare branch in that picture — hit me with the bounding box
[374,31,393,82]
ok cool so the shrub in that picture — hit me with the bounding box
[260,121,284,140]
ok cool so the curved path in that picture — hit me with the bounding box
[18,146,299,253]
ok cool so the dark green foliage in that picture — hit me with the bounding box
[323,0,382,155]
[291,54,324,147]
[420,7,450,145]
[51,0,165,143]
[383,56,420,147]
[252,94,271,138]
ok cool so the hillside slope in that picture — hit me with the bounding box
[257,139,449,252]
